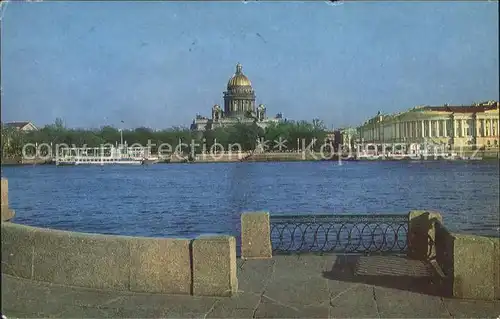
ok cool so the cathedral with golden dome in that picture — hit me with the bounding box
[191,63,283,131]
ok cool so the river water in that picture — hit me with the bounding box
[2,161,499,238]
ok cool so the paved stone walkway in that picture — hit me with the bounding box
[2,254,500,318]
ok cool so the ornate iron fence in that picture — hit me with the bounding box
[270,214,408,254]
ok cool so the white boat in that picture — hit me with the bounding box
[141,156,160,165]
[456,156,483,161]
[356,151,383,160]
[56,145,155,166]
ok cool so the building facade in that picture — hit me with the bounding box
[191,63,283,131]
[3,121,38,132]
[330,127,358,150]
[357,101,499,149]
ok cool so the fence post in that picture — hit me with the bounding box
[1,178,15,222]
[241,212,272,259]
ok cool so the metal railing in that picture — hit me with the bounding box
[270,214,408,254]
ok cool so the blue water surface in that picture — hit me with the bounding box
[2,161,499,238]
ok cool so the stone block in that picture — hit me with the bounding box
[32,227,131,291]
[129,237,191,294]
[1,178,8,208]
[241,212,272,259]
[407,210,442,260]
[452,234,496,300]
[1,178,10,221]
[1,208,15,222]
[492,238,500,300]
[192,235,238,297]
[1,222,35,279]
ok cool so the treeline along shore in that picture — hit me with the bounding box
[1,119,330,163]
[2,119,498,165]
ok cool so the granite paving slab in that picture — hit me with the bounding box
[374,286,451,318]
[237,259,275,294]
[328,283,378,318]
[206,292,261,318]
[443,298,500,319]
[2,255,500,318]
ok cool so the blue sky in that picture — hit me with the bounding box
[1,1,498,129]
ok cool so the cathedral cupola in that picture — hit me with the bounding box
[223,63,256,118]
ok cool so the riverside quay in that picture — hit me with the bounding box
[1,178,499,318]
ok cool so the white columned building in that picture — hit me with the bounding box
[357,101,500,150]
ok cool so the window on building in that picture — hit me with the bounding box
[446,120,453,136]
[438,121,443,137]
[466,120,474,137]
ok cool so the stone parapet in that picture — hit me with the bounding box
[30,225,133,291]
[434,220,499,301]
[451,234,498,300]
[0,177,237,297]
[192,235,238,297]
[1,222,234,297]
[128,237,192,294]
[241,212,272,259]
[494,238,500,300]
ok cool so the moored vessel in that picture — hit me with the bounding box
[56,145,155,166]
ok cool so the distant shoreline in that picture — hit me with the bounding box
[2,151,498,166]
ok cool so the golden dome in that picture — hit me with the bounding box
[227,63,252,89]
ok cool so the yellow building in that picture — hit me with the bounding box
[357,101,499,149]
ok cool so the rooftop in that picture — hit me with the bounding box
[421,103,499,113]
[2,121,37,130]
[360,101,499,125]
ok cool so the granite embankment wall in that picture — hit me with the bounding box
[0,178,237,297]
[0,222,237,297]
[172,150,500,163]
[241,211,500,301]
[1,157,53,165]
[433,219,500,300]
[2,176,498,300]
[175,152,312,163]
[189,152,336,163]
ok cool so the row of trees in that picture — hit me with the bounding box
[1,118,331,158]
